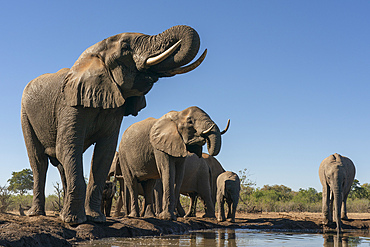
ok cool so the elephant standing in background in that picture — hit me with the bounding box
[21,25,206,224]
[118,106,225,220]
[168,151,227,218]
[216,171,240,223]
[155,153,216,218]
[319,153,355,233]
[101,181,116,217]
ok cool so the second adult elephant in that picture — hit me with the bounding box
[319,153,356,233]
[118,106,226,220]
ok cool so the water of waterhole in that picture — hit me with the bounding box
[74,228,370,246]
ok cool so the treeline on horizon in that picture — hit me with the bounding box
[2,169,370,214]
[233,169,370,214]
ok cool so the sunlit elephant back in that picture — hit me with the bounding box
[21,25,206,225]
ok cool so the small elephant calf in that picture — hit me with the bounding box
[101,181,116,217]
[216,171,240,223]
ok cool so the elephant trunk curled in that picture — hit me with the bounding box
[204,123,221,156]
[148,25,200,72]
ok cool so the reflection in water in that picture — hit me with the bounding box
[76,229,370,246]
[323,233,363,247]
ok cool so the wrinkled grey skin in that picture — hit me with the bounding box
[216,171,240,223]
[21,25,204,224]
[319,153,356,233]
[155,153,216,218]
[118,106,222,221]
[101,181,116,217]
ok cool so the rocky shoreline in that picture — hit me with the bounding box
[1,212,370,246]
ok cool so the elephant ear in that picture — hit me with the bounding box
[62,54,126,109]
[150,114,187,158]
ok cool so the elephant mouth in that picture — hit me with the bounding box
[186,136,206,146]
[152,49,207,77]
[144,41,207,77]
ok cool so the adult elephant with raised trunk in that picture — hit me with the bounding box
[118,106,225,220]
[21,25,206,224]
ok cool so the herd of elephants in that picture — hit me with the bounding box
[20,25,355,233]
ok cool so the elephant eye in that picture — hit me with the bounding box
[186,118,193,125]
[122,43,130,51]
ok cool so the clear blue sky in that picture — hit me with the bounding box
[0,1,369,196]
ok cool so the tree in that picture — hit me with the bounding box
[349,179,369,200]
[51,182,64,212]
[293,188,321,204]
[7,169,33,195]
[0,185,12,212]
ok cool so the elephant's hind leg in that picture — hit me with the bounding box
[141,179,156,218]
[21,111,48,216]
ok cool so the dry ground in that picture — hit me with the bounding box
[1,211,370,246]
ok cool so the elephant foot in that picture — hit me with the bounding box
[87,213,106,223]
[86,208,106,223]
[128,211,139,218]
[202,213,216,219]
[159,211,176,221]
[217,217,226,222]
[26,205,46,217]
[114,211,123,217]
[226,218,235,223]
[184,212,196,218]
[144,208,156,218]
[60,211,87,225]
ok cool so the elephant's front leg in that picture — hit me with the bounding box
[56,132,87,224]
[154,150,177,221]
[85,136,118,222]
[173,158,186,216]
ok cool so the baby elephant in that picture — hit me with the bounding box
[101,181,116,217]
[216,171,240,223]
[319,153,355,233]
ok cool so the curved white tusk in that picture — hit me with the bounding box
[221,119,230,135]
[201,123,215,135]
[145,40,182,67]
[165,49,207,76]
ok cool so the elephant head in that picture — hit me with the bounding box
[62,25,206,114]
[150,106,229,158]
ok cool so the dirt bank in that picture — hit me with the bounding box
[1,211,370,246]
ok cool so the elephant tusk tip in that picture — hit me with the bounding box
[221,119,230,135]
